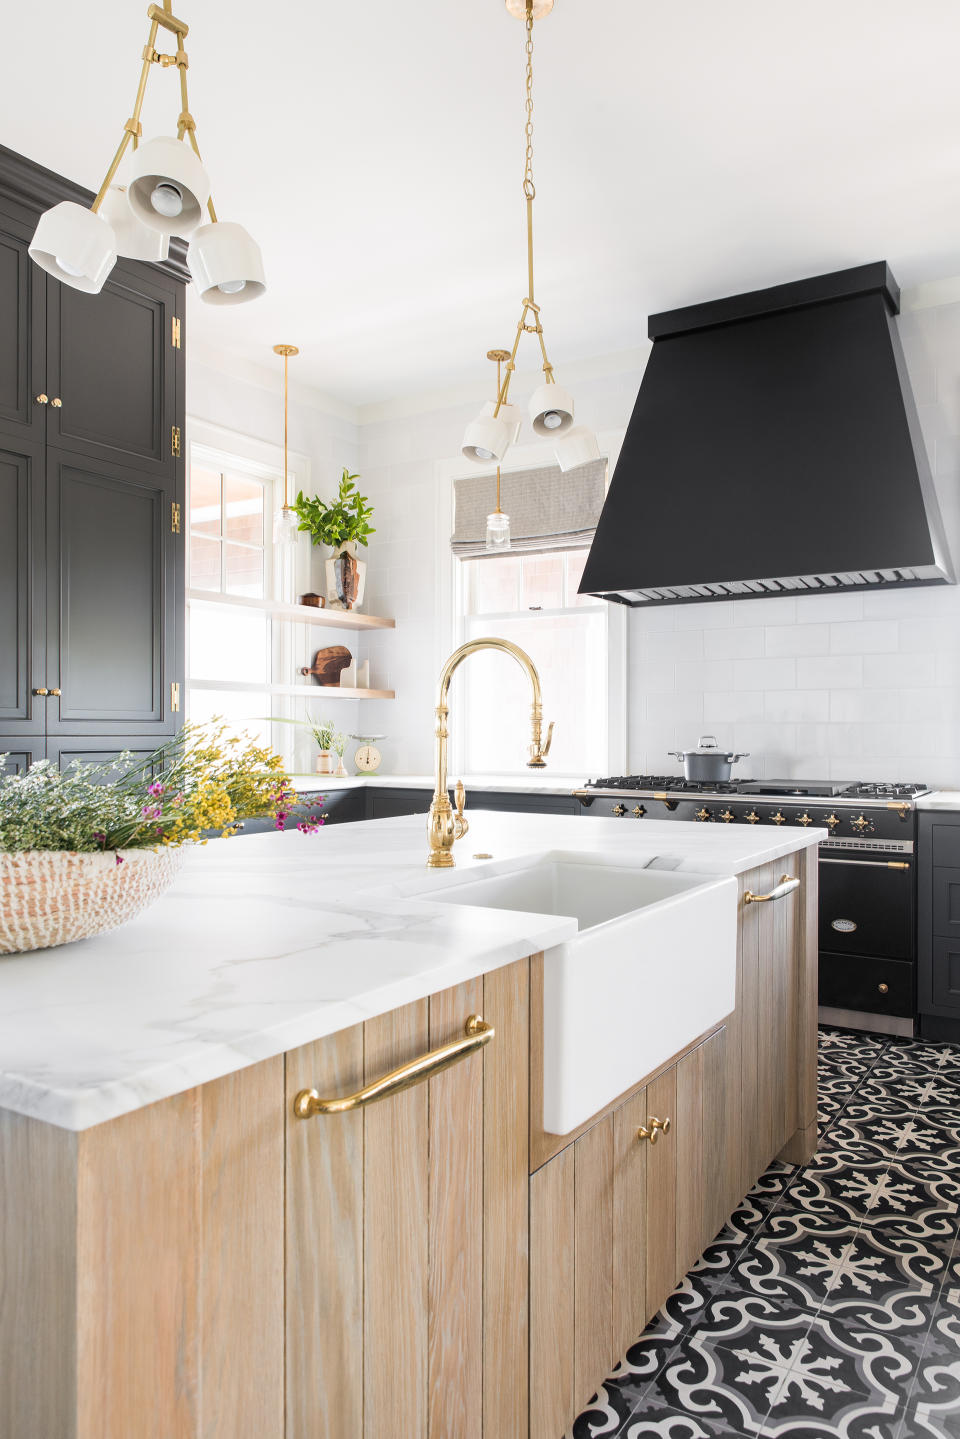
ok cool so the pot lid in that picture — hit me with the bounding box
[687,735,727,756]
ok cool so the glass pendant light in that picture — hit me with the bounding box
[29,0,265,306]
[484,351,512,550]
[273,344,300,549]
[461,0,597,469]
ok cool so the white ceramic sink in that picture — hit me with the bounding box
[433,853,738,1134]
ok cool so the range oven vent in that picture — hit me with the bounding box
[581,262,954,607]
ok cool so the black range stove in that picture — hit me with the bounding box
[575,775,932,1035]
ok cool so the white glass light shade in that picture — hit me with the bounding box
[485,511,511,551]
[100,185,169,262]
[554,425,601,473]
[273,505,299,547]
[28,202,117,293]
[529,382,575,437]
[127,136,211,237]
[462,407,514,465]
[188,222,266,305]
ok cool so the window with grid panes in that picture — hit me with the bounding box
[456,548,608,775]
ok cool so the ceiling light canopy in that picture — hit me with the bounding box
[461,0,597,473]
[28,0,265,306]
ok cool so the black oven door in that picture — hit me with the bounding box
[818,854,914,959]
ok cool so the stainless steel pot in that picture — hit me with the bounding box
[667,735,750,782]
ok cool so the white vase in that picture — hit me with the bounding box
[315,751,334,775]
[0,848,184,954]
[324,542,367,611]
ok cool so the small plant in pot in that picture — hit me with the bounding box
[311,718,337,775]
[293,469,375,611]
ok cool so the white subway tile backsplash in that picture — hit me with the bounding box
[733,657,797,691]
[734,595,797,626]
[644,692,703,724]
[829,620,900,654]
[797,656,863,690]
[764,690,829,723]
[862,653,937,688]
[764,624,830,657]
[674,659,734,692]
[791,592,863,623]
[702,691,765,723]
[641,629,704,660]
[830,690,901,722]
[676,600,735,629]
[703,627,764,659]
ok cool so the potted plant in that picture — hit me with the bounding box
[293,469,375,610]
[310,718,337,775]
[0,722,304,955]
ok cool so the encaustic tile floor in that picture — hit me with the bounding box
[569,1027,960,1439]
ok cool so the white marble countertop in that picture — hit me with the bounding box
[0,813,822,1132]
[289,772,587,795]
[916,791,960,812]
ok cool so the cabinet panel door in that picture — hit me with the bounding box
[574,1116,615,1408]
[0,197,45,439]
[931,939,960,1014]
[0,437,43,732]
[644,1065,678,1317]
[0,734,44,774]
[45,735,160,778]
[46,260,178,475]
[46,449,177,734]
[529,1148,575,1439]
[933,867,960,941]
[612,1088,648,1358]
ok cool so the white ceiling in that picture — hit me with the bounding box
[7,1,960,407]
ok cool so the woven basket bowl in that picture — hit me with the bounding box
[0,848,184,955]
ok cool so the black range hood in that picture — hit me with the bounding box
[580,262,954,605]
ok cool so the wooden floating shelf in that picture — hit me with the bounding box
[272,684,395,701]
[187,591,395,631]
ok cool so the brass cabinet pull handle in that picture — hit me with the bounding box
[294,1015,494,1119]
[638,1115,671,1145]
[743,874,800,905]
[35,394,49,405]
[32,687,49,696]
[48,688,61,696]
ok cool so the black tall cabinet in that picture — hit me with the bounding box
[0,145,186,776]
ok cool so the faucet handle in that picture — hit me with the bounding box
[542,721,554,758]
[453,779,469,841]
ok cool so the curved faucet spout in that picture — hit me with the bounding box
[427,637,554,868]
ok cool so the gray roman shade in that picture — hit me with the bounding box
[451,459,607,559]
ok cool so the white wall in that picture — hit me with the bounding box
[190,302,960,788]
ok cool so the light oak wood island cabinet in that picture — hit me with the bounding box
[0,850,816,1439]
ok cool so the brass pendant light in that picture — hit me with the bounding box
[462,0,599,474]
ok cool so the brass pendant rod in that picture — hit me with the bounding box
[91,14,161,211]
[283,349,289,507]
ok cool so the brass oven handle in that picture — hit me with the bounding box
[294,1015,494,1118]
[820,858,910,871]
[743,874,800,905]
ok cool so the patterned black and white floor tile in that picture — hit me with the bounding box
[568,1028,960,1439]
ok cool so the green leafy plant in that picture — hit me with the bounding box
[268,713,337,753]
[332,730,346,758]
[0,722,298,854]
[293,469,375,550]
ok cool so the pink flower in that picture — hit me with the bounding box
[148,781,165,797]
[172,793,184,807]
[115,854,124,866]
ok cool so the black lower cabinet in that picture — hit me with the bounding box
[365,787,577,821]
[918,811,960,1040]
[0,734,44,775]
[233,787,366,835]
[818,951,914,1019]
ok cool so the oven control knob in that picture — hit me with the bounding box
[851,813,875,835]
[695,807,712,822]
[612,804,626,817]
[771,811,786,826]
[633,805,646,818]
[825,813,841,830]
[796,812,813,826]
[745,809,761,825]
[720,809,735,823]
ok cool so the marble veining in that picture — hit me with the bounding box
[0,812,821,1132]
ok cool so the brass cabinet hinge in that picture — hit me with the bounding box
[170,681,181,713]
[171,501,181,534]
[171,315,182,349]
[171,424,181,458]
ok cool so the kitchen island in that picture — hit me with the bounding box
[0,812,822,1439]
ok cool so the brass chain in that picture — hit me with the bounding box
[523,5,535,201]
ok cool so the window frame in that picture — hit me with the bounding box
[442,431,627,778]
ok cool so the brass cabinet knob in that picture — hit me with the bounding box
[51,397,62,408]
[825,813,841,829]
[878,982,889,995]
[637,1123,659,1145]
[35,394,49,405]
[32,687,49,696]
[851,814,873,834]
[612,804,626,817]
[797,812,813,826]
[651,1116,672,1135]
[49,688,61,696]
